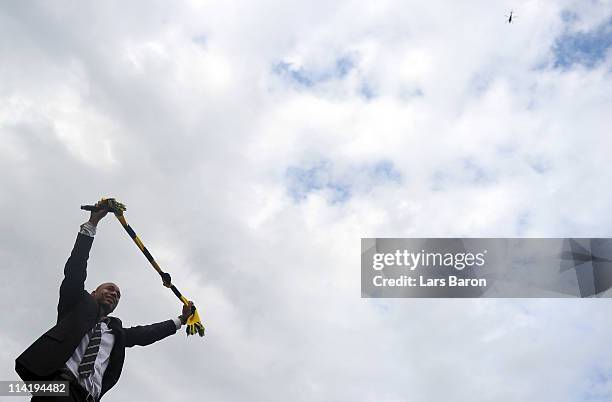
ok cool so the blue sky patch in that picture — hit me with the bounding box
[516,212,530,235]
[334,56,355,77]
[371,160,402,182]
[528,157,552,174]
[359,82,377,100]
[553,17,612,68]
[192,35,207,46]
[462,157,497,184]
[286,160,330,199]
[429,158,497,191]
[273,54,357,88]
[578,366,612,402]
[561,10,579,24]
[286,159,401,203]
[273,62,314,87]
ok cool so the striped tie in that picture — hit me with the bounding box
[78,318,108,377]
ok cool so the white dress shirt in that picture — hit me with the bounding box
[65,320,114,400]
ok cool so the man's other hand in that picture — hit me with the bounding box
[179,301,195,325]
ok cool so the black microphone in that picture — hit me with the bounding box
[80,205,105,212]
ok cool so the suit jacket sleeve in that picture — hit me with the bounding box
[58,233,94,322]
[124,320,178,347]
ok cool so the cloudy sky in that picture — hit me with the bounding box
[2,1,612,401]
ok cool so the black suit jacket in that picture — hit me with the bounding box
[16,233,177,399]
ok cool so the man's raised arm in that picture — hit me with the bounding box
[57,209,108,322]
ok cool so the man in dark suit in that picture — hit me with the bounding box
[15,208,193,401]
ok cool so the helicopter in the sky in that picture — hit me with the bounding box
[506,10,516,23]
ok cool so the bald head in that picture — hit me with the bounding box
[91,282,121,315]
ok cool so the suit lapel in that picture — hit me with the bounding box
[100,316,126,397]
